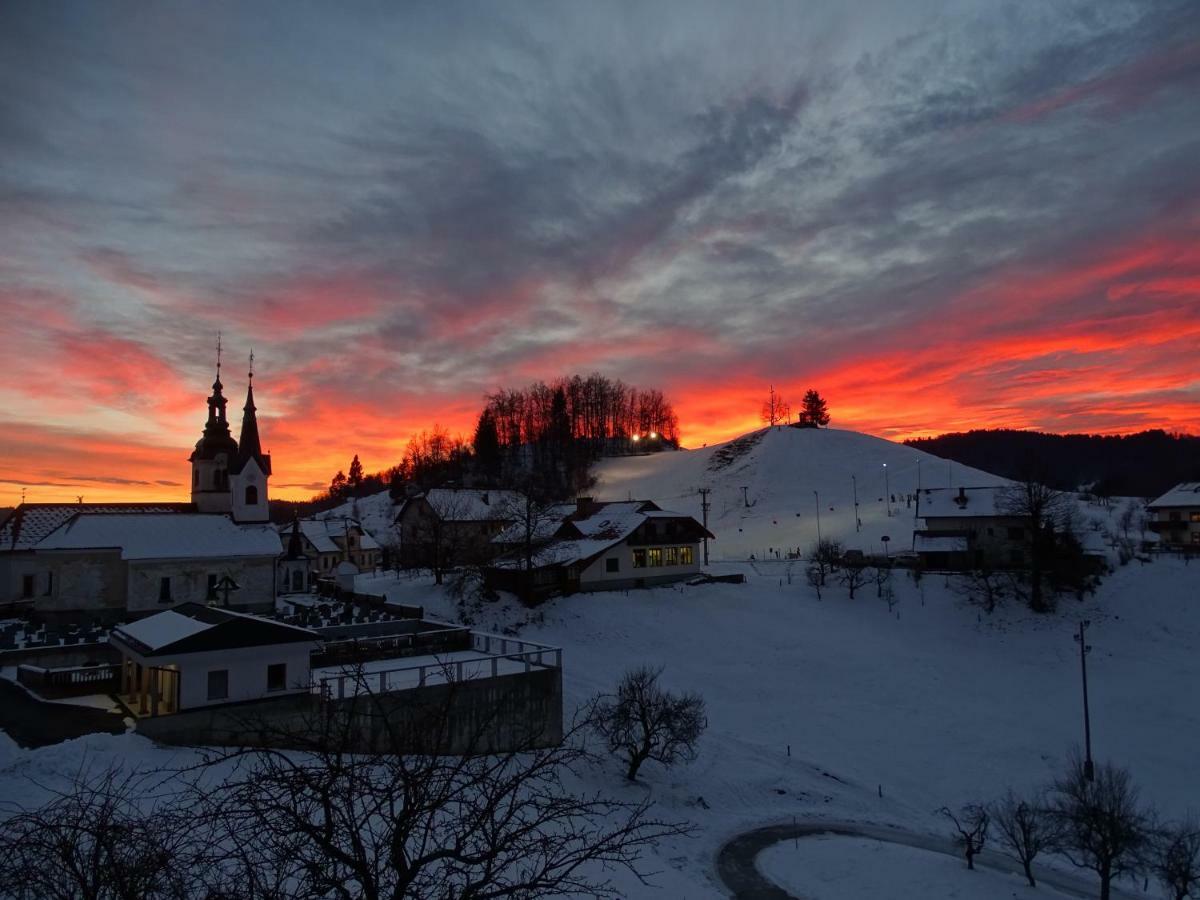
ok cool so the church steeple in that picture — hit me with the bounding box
[190,334,238,514]
[229,350,271,523]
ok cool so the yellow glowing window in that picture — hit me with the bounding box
[647,548,663,567]
[665,547,680,566]
[680,546,694,565]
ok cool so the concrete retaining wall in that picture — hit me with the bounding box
[138,666,563,755]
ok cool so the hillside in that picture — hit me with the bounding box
[314,490,397,545]
[905,429,1200,498]
[594,426,1006,559]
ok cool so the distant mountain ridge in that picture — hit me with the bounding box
[904,429,1200,498]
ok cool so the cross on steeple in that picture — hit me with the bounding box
[216,331,223,381]
[248,348,254,384]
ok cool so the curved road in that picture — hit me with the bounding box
[716,819,1140,900]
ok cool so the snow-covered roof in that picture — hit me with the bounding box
[0,503,194,552]
[111,603,319,656]
[114,610,213,650]
[918,486,1011,519]
[491,500,710,569]
[1148,483,1200,509]
[405,489,527,522]
[284,517,380,553]
[37,514,282,560]
[914,534,969,553]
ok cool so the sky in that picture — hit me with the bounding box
[1,0,1198,505]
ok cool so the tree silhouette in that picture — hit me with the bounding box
[473,408,502,483]
[347,454,364,488]
[760,386,789,427]
[799,389,830,427]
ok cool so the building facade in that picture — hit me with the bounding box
[1148,483,1200,549]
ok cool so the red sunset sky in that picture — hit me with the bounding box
[1,2,1197,506]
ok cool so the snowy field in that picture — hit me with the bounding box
[3,554,1194,898]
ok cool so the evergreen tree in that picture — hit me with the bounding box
[799,389,830,427]
[348,454,364,487]
[330,470,348,498]
[473,409,502,483]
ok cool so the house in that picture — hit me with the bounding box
[396,488,525,569]
[913,485,1030,570]
[33,513,282,618]
[277,517,381,592]
[485,498,713,598]
[1147,483,1200,549]
[109,602,320,716]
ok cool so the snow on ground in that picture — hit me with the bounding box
[593,426,1007,559]
[758,835,1073,900]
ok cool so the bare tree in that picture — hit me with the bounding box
[998,468,1072,613]
[495,479,567,604]
[761,386,789,427]
[838,560,871,600]
[939,804,990,870]
[0,764,197,900]
[192,679,693,900]
[1154,817,1200,900]
[1049,755,1155,900]
[590,666,707,782]
[805,538,842,592]
[989,789,1058,887]
[951,567,1010,614]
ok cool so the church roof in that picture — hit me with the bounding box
[36,513,282,560]
[0,503,195,552]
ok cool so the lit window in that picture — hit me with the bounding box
[632,550,646,569]
[680,546,694,565]
[1190,512,1200,523]
[665,547,680,566]
[647,548,663,567]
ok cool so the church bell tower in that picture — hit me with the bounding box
[229,351,272,523]
[189,336,238,513]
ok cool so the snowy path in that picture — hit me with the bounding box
[715,819,1140,900]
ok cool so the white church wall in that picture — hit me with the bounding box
[33,550,127,616]
[231,458,269,523]
[126,556,276,616]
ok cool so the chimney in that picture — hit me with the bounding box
[576,496,596,517]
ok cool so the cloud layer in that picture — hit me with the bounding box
[1,0,1197,503]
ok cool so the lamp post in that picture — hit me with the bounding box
[882,463,891,517]
[1074,620,1095,781]
[813,490,822,545]
[852,475,860,532]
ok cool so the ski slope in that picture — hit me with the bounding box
[594,426,1006,559]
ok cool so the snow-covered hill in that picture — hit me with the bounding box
[593,426,1006,559]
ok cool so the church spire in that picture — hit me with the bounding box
[233,349,271,476]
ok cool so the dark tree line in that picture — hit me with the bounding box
[905,429,1200,498]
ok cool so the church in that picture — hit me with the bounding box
[0,353,284,621]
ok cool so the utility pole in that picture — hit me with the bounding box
[698,488,712,566]
[741,486,750,508]
[1074,620,1095,781]
[813,490,822,545]
[883,463,891,517]
[852,475,860,532]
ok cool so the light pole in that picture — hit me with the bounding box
[852,475,861,532]
[813,490,822,545]
[1074,620,1095,781]
[882,463,891,517]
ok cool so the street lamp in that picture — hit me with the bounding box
[852,475,860,532]
[882,463,891,517]
[813,490,822,545]
[1074,620,1095,781]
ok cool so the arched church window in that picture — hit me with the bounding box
[245,485,259,505]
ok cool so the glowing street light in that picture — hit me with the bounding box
[649,431,658,439]
[882,463,891,517]
[631,434,641,442]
